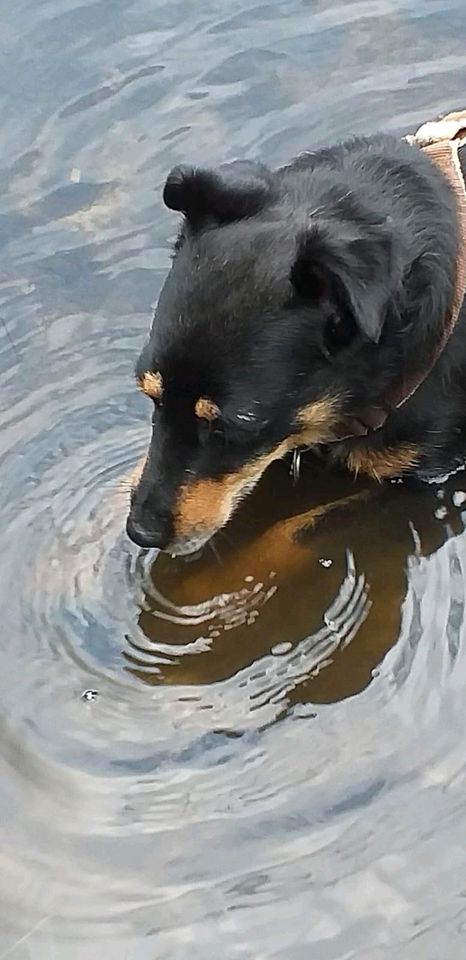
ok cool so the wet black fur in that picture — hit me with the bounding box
[128,134,465,551]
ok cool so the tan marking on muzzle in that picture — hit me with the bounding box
[194,397,220,421]
[173,395,341,539]
[138,371,163,400]
[345,444,419,481]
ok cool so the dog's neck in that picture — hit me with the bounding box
[331,114,466,443]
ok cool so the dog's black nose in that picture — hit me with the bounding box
[126,515,168,549]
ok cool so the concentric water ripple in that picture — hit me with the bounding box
[3,334,466,949]
[3,292,466,948]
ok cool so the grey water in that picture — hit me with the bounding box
[2,0,466,957]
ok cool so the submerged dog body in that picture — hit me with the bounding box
[127,131,466,554]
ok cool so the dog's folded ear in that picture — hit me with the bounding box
[290,218,402,343]
[163,161,276,227]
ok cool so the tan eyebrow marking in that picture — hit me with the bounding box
[138,371,163,400]
[194,397,220,421]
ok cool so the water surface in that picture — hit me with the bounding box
[2,0,466,957]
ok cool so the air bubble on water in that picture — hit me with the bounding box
[434,505,448,520]
[244,575,254,583]
[319,558,333,568]
[81,689,99,702]
[453,490,466,507]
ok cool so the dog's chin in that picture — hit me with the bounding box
[162,532,214,558]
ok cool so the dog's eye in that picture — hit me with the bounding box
[197,418,224,447]
[323,311,356,357]
[197,418,210,445]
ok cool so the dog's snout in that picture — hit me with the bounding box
[126,514,169,550]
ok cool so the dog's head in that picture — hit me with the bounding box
[127,159,402,554]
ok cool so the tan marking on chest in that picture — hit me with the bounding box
[345,444,420,481]
[295,395,341,444]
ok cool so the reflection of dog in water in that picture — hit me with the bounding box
[124,456,465,705]
[126,111,466,557]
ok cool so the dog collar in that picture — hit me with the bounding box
[331,110,466,442]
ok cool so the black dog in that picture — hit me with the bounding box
[127,126,466,555]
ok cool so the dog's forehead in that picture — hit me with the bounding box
[145,222,296,362]
[180,220,295,299]
[137,218,322,418]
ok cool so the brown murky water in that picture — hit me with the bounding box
[2,1,466,957]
